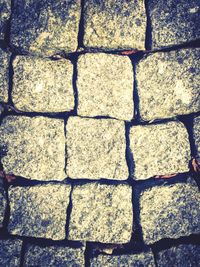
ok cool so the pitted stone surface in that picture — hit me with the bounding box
[148,0,200,49]
[136,48,200,121]
[193,116,200,160]
[156,244,200,267]
[130,121,191,180]
[12,56,74,112]
[66,117,128,180]
[68,183,133,243]
[24,243,85,267]
[77,53,134,121]
[8,184,71,240]
[0,178,6,227]
[0,48,10,103]
[83,0,146,50]
[0,238,22,267]
[0,0,11,40]
[10,0,81,56]
[90,251,155,267]
[139,179,200,244]
[0,116,66,181]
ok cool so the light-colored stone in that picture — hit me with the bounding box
[77,53,134,121]
[68,183,133,243]
[193,116,200,160]
[12,56,74,112]
[140,178,200,244]
[83,0,146,50]
[0,48,10,103]
[10,0,81,56]
[0,238,22,267]
[66,117,128,180]
[136,48,200,121]
[0,0,11,40]
[0,177,6,227]
[130,121,191,180]
[0,116,66,181]
[8,184,71,240]
[148,0,200,49]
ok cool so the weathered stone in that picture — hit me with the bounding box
[0,178,6,227]
[68,183,133,243]
[10,0,81,56]
[193,116,200,160]
[0,48,10,103]
[0,116,66,181]
[130,121,190,180]
[24,243,85,267]
[136,48,200,121]
[8,184,71,240]
[90,251,155,267]
[0,238,22,267]
[12,56,74,112]
[77,53,134,121]
[66,117,128,180]
[148,0,200,49]
[156,244,200,267]
[0,0,11,40]
[83,0,146,50]
[139,179,200,244]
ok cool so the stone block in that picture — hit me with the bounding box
[0,178,6,227]
[193,116,200,160]
[0,238,22,267]
[0,48,10,103]
[0,0,11,40]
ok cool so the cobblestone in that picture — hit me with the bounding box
[0,0,11,40]
[0,238,22,267]
[0,177,6,228]
[193,116,200,160]
[0,48,10,103]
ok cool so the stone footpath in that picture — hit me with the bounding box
[0,0,200,266]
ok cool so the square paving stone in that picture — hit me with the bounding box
[68,183,133,244]
[77,53,134,121]
[148,0,200,49]
[136,48,200,121]
[193,116,200,160]
[12,56,74,113]
[66,117,128,180]
[130,121,191,180]
[24,243,85,267]
[0,116,66,181]
[10,0,81,56]
[0,238,22,267]
[0,178,7,227]
[0,48,10,103]
[0,0,11,40]
[83,0,146,50]
[139,178,200,244]
[8,184,71,240]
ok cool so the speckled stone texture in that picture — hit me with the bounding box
[68,183,133,243]
[24,243,85,267]
[0,48,10,102]
[136,48,200,121]
[0,116,66,181]
[83,0,146,50]
[66,117,128,180]
[130,121,190,180]
[0,178,6,227]
[139,179,200,244]
[0,0,11,40]
[90,251,155,267]
[77,53,134,121]
[193,116,200,160]
[8,184,71,240]
[148,0,200,49]
[10,0,81,56]
[0,238,22,267]
[12,56,74,112]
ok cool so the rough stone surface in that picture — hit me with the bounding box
[24,243,85,267]
[83,0,146,50]
[90,251,155,267]
[12,56,74,112]
[148,0,200,49]
[10,0,81,56]
[0,48,10,103]
[0,0,11,40]
[8,184,71,240]
[68,183,133,243]
[130,121,191,180]
[77,53,134,121]
[0,238,22,267]
[0,178,6,227]
[66,117,128,180]
[136,48,200,121]
[140,179,200,244]
[0,116,66,181]
[156,244,200,267]
[193,116,200,160]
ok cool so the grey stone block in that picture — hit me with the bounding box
[68,183,133,243]
[193,116,200,160]
[0,238,22,267]
[0,0,11,40]
[8,184,71,240]
[0,48,10,103]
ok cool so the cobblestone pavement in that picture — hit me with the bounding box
[0,0,200,266]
